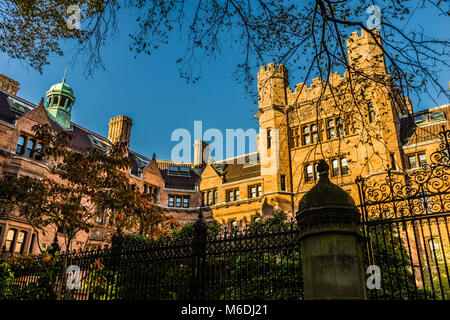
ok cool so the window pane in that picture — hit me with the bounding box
[280,175,286,191]
[311,124,317,132]
[169,196,174,207]
[306,165,313,182]
[16,136,26,154]
[214,190,218,204]
[257,185,262,196]
[25,139,35,158]
[14,231,26,253]
[341,158,349,175]
[235,190,240,201]
[208,191,212,205]
[176,197,182,207]
[183,197,189,208]
[332,159,340,177]
[328,128,335,139]
[328,120,334,127]
[250,186,256,198]
[303,126,309,134]
[418,153,427,166]
[408,155,417,169]
[303,134,310,145]
[5,229,16,252]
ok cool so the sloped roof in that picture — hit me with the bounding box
[400,104,450,147]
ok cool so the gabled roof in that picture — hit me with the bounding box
[0,87,201,191]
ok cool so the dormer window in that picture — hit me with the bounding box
[168,165,190,176]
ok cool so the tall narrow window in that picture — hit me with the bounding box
[341,158,349,175]
[34,143,44,161]
[25,139,35,158]
[213,190,218,204]
[183,197,189,208]
[305,164,314,182]
[249,186,257,198]
[280,175,286,191]
[257,185,262,197]
[302,126,310,145]
[267,129,272,149]
[16,136,26,154]
[227,190,234,202]
[418,153,427,167]
[168,196,175,207]
[390,153,396,170]
[327,119,336,139]
[311,124,319,143]
[175,197,182,208]
[408,155,417,169]
[14,231,26,254]
[208,191,213,205]
[336,118,344,137]
[332,159,340,177]
[235,190,240,201]
[4,229,16,252]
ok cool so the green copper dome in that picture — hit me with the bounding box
[45,71,75,130]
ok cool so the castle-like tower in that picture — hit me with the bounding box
[253,29,408,214]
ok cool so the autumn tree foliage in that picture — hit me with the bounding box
[0,123,177,254]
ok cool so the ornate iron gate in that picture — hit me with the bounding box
[356,126,450,300]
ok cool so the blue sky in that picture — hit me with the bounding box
[1,4,449,161]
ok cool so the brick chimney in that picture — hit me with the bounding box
[0,74,20,95]
[108,115,132,146]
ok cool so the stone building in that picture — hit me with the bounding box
[0,73,210,255]
[0,28,448,255]
[199,29,450,227]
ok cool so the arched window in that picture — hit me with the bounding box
[35,143,44,161]
[60,96,67,108]
[25,139,35,158]
[15,135,27,154]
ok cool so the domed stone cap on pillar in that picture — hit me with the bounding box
[297,159,356,216]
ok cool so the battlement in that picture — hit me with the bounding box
[258,63,288,80]
[257,29,386,109]
[346,28,381,48]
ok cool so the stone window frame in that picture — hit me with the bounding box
[330,157,350,177]
[326,116,346,140]
[15,133,45,161]
[225,188,240,202]
[301,123,320,146]
[304,162,320,183]
[406,152,427,169]
[1,225,34,256]
[248,184,262,198]
[201,188,218,206]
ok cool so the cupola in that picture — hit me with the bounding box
[45,71,75,129]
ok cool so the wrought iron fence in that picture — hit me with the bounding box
[2,216,303,300]
[356,125,450,300]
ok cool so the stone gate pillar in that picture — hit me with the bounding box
[296,160,367,300]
